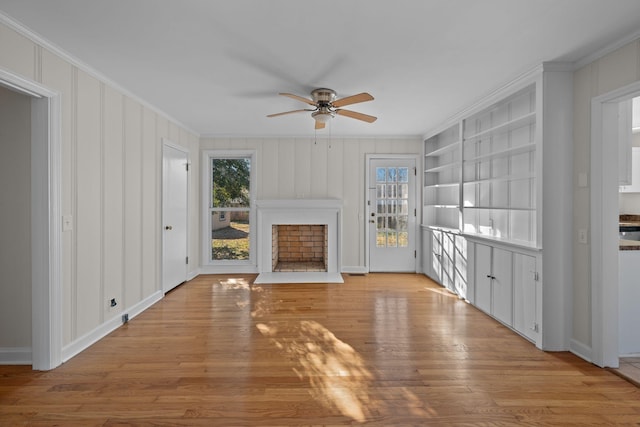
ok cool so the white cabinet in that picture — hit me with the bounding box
[424,227,468,299]
[513,253,540,342]
[618,100,633,186]
[473,242,540,340]
[474,243,513,326]
[619,147,640,193]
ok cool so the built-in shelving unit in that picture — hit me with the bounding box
[423,123,461,231]
[421,64,574,352]
[461,84,537,247]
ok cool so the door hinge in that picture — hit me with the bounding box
[413,167,417,176]
[414,250,417,258]
[533,271,539,281]
[185,163,190,171]
[186,256,189,264]
[414,208,417,217]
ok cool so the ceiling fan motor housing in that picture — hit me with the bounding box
[311,88,337,105]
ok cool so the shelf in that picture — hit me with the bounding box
[425,141,461,158]
[424,182,460,189]
[463,174,534,185]
[463,205,535,211]
[463,143,535,164]
[464,111,536,141]
[424,162,462,173]
[425,204,460,209]
[423,225,461,234]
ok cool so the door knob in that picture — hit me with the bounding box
[165,225,173,230]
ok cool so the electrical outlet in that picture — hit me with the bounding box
[110,298,117,308]
[122,313,129,323]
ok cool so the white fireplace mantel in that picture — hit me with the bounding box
[255,199,343,284]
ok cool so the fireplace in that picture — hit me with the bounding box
[255,199,343,283]
[272,224,328,272]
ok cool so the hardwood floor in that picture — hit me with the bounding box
[1,273,639,426]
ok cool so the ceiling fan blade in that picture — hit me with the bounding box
[315,120,326,130]
[332,92,374,108]
[267,109,313,118]
[279,92,316,106]
[336,109,377,123]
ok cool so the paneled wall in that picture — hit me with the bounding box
[0,19,200,361]
[572,38,640,349]
[200,137,421,271]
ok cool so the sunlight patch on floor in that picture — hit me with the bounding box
[256,320,375,422]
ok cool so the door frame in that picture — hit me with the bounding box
[0,69,63,370]
[365,153,420,273]
[590,81,640,367]
[162,139,189,293]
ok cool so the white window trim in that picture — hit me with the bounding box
[201,150,258,273]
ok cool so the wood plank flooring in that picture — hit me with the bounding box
[1,273,639,426]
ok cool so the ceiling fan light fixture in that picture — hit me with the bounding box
[312,110,335,123]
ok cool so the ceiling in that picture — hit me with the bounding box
[2,1,640,138]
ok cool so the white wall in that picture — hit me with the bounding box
[0,85,31,351]
[573,38,640,348]
[199,137,421,271]
[0,19,200,362]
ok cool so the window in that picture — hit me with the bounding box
[203,151,256,265]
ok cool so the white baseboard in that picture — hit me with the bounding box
[187,268,200,282]
[62,290,163,363]
[341,266,368,274]
[0,347,32,365]
[199,265,259,275]
[570,338,593,363]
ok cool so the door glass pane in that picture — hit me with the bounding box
[387,168,397,182]
[387,231,397,247]
[398,232,408,247]
[399,183,409,199]
[376,184,385,199]
[376,167,386,183]
[376,231,386,247]
[399,200,408,215]
[398,167,409,183]
[387,184,397,199]
[377,200,385,214]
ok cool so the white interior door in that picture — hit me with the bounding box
[368,158,417,272]
[162,143,188,293]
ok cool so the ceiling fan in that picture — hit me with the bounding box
[267,88,377,129]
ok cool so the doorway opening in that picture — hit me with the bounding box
[591,81,640,369]
[0,70,62,370]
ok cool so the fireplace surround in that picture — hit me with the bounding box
[255,199,343,283]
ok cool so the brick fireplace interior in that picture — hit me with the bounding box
[271,224,328,272]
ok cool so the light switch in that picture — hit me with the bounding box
[62,215,73,231]
[578,228,588,244]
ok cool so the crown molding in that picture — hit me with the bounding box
[573,29,640,70]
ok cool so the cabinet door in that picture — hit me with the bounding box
[429,229,443,282]
[422,228,433,278]
[491,248,513,326]
[474,243,492,314]
[441,231,456,291]
[620,147,640,192]
[513,253,538,342]
[454,235,468,299]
